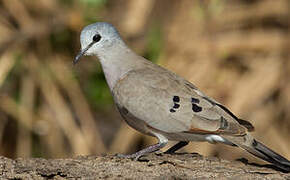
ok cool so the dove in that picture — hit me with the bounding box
[74,22,290,172]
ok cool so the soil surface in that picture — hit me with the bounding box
[0,153,289,179]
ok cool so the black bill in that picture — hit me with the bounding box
[74,41,95,65]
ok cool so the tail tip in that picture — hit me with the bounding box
[253,139,290,172]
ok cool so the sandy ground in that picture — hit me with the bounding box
[0,153,289,179]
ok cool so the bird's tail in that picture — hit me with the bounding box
[225,134,290,172]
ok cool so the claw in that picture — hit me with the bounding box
[116,153,143,160]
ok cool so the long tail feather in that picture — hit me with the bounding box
[242,139,290,172]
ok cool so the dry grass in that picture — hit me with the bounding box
[0,0,289,165]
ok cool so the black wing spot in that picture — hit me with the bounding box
[173,96,180,103]
[192,104,202,112]
[170,108,176,113]
[191,97,201,112]
[170,96,181,113]
[191,98,200,104]
[173,103,180,109]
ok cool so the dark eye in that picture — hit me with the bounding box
[93,34,101,42]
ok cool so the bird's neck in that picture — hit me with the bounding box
[96,42,145,90]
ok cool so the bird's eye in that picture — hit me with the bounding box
[92,34,101,42]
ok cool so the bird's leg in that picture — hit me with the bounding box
[117,133,168,160]
[164,141,189,154]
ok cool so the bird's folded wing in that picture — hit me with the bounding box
[113,66,252,136]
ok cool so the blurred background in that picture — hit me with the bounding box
[0,0,289,165]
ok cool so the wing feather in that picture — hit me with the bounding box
[113,66,252,136]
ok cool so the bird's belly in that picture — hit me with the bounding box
[115,94,227,144]
[160,132,208,142]
[117,104,211,142]
[161,132,228,145]
[116,105,155,136]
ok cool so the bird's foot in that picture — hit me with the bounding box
[116,152,143,161]
[116,142,166,161]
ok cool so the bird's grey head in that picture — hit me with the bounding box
[74,22,122,64]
